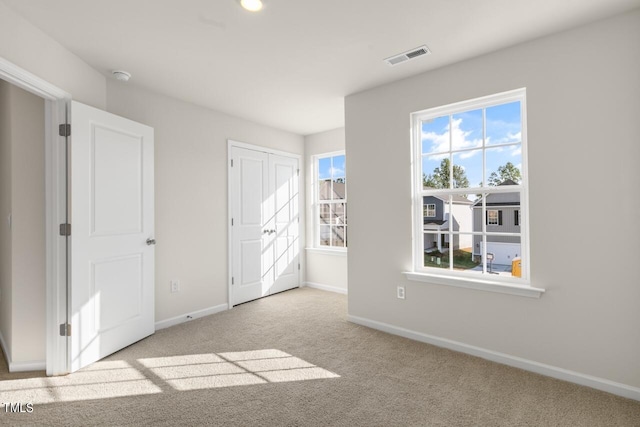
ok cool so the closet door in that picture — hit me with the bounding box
[230,145,299,306]
[268,154,299,295]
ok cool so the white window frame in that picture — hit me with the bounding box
[424,203,436,218]
[405,88,544,298]
[313,151,347,251]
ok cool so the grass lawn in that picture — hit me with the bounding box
[424,248,479,270]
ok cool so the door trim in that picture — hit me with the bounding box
[227,140,303,308]
[0,57,70,375]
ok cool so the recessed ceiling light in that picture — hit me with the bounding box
[239,0,263,12]
[112,70,131,82]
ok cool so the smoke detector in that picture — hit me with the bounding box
[112,70,131,82]
[384,45,431,66]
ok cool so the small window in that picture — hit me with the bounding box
[424,204,436,217]
[316,152,347,248]
[487,210,502,226]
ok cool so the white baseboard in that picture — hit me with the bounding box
[304,282,348,295]
[9,360,46,372]
[0,329,45,372]
[348,314,640,402]
[155,303,228,330]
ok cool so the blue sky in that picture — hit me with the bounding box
[421,101,522,188]
[319,154,346,181]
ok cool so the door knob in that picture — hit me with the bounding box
[146,238,156,246]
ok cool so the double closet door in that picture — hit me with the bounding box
[230,145,300,306]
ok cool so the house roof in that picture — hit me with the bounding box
[424,195,474,205]
[472,180,521,207]
[424,220,447,226]
[319,180,346,200]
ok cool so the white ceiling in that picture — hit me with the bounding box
[4,0,639,135]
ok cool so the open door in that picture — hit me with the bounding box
[69,101,155,372]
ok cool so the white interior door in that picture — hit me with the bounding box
[230,147,270,305]
[70,101,155,372]
[230,145,299,306]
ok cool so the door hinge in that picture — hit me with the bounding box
[59,323,71,337]
[297,169,299,176]
[59,124,71,137]
[231,277,235,285]
[231,218,234,226]
[59,223,71,236]
[230,159,234,167]
[298,263,300,270]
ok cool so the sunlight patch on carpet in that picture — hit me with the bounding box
[139,349,340,391]
[0,361,161,404]
[0,351,340,404]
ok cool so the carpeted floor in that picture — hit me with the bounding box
[1,287,639,426]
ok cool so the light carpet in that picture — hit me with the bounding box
[0,287,639,426]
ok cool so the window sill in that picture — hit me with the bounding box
[403,271,545,298]
[305,247,348,257]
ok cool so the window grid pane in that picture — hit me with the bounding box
[415,92,527,280]
[317,153,347,248]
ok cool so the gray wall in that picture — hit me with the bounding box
[0,80,46,364]
[0,2,106,109]
[106,81,304,322]
[304,128,348,293]
[345,9,640,389]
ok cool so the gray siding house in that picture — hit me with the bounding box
[424,195,473,252]
[472,181,521,264]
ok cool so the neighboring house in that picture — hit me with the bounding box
[472,180,521,265]
[318,180,346,246]
[423,195,473,253]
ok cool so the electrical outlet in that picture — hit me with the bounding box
[170,280,180,293]
[397,286,405,299]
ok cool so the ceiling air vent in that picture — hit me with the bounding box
[384,45,431,66]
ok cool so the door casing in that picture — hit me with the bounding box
[0,57,69,375]
[227,140,304,308]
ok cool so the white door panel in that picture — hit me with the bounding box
[70,101,154,372]
[270,155,299,294]
[231,148,269,305]
[230,146,299,305]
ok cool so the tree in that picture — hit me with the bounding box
[423,158,469,189]
[487,162,521,186]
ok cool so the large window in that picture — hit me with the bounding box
[316,153,347,248]
[410,89,531,289]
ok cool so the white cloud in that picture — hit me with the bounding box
[329,167,345,177]
[422,117,482,155]
[459,150,481,160]
[508,131,521,142]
